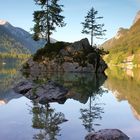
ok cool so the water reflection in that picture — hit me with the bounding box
[0,58,22,104]
[30,102,67,140]
[24,72,107,139]
[80,92,104,132]
[105,67,140,120]
[1,60,140,139]
[23,72,107,104]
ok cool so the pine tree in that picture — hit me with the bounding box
[33,0,66,44]
[81,7,106,47]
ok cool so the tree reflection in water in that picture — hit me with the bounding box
[80,91,105,132]
[30,102,67,140]
[79,74,107,132]
[26,72,107,138]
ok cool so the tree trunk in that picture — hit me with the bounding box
[46,0,50,44]
[47,31,50,44]
[89,96,92,132]
[91,30,93,47]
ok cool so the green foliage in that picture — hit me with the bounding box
[22,63,30,69]
[81,7,106,46]
[31,102,66,139]
[33,42,71,61]
[33,0,66,43]
[80,101,104,132]
[0,53,30,59]
[0,28,30,54]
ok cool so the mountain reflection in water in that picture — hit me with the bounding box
[1,61,140,139]
[105,67,140,120]
[0,58,22,104]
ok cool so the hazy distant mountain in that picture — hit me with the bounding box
[0,19,56,54]
[101,10,140,65]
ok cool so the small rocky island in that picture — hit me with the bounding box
[14,38,108,103]
[22,38,107,76]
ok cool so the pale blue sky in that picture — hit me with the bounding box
[0,0,140,44]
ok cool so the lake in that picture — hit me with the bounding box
[0,60,140,140]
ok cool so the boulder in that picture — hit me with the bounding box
[85,129,129,140]
[35,80,68,104]
[13,80,68,104]
[60,38,91,55]
[13,80,33,95]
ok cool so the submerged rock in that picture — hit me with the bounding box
[85,129,129,140]
[13,80,33,95]
[13,80,68,104]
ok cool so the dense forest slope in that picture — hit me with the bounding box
[0,19,45,54]
[101,11,140,66]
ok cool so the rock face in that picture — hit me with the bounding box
[85,129,129,140]
[23,38,107,74]
[114,28,128,40]
[133,10,140,25]
[101,27,128,50]
[13,80,68,104]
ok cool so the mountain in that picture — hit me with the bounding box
[0,19,56,54]
[101,11,140,65]
[133,10,140,24]
[101,27,129,50]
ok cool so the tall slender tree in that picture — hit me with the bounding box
[81,7,106,47]
[33,0,66,44]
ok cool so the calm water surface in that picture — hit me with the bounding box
[0,61,140,140]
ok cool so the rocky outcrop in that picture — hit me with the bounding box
[85,129,129,140]
[133,10,140,25]
[114,28,128,39]
[101,28,128,50]
[13,80,68,104]
[22,38,107,74]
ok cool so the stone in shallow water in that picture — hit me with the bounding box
[85,129,129,140]
[13,80,33,95]
[13,80,68,104]
[35,80,68,104]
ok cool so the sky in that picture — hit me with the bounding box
[0,0,140,44]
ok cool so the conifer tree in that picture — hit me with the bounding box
[81,7,106,47]
[33,0,66,44]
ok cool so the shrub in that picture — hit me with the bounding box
[22,62,30,69]
[33,42,71,61]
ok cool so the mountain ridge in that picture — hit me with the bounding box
[101,10,140,65]
[0,19,56,54]
[0,19,46,53]
[133,10,140,24]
